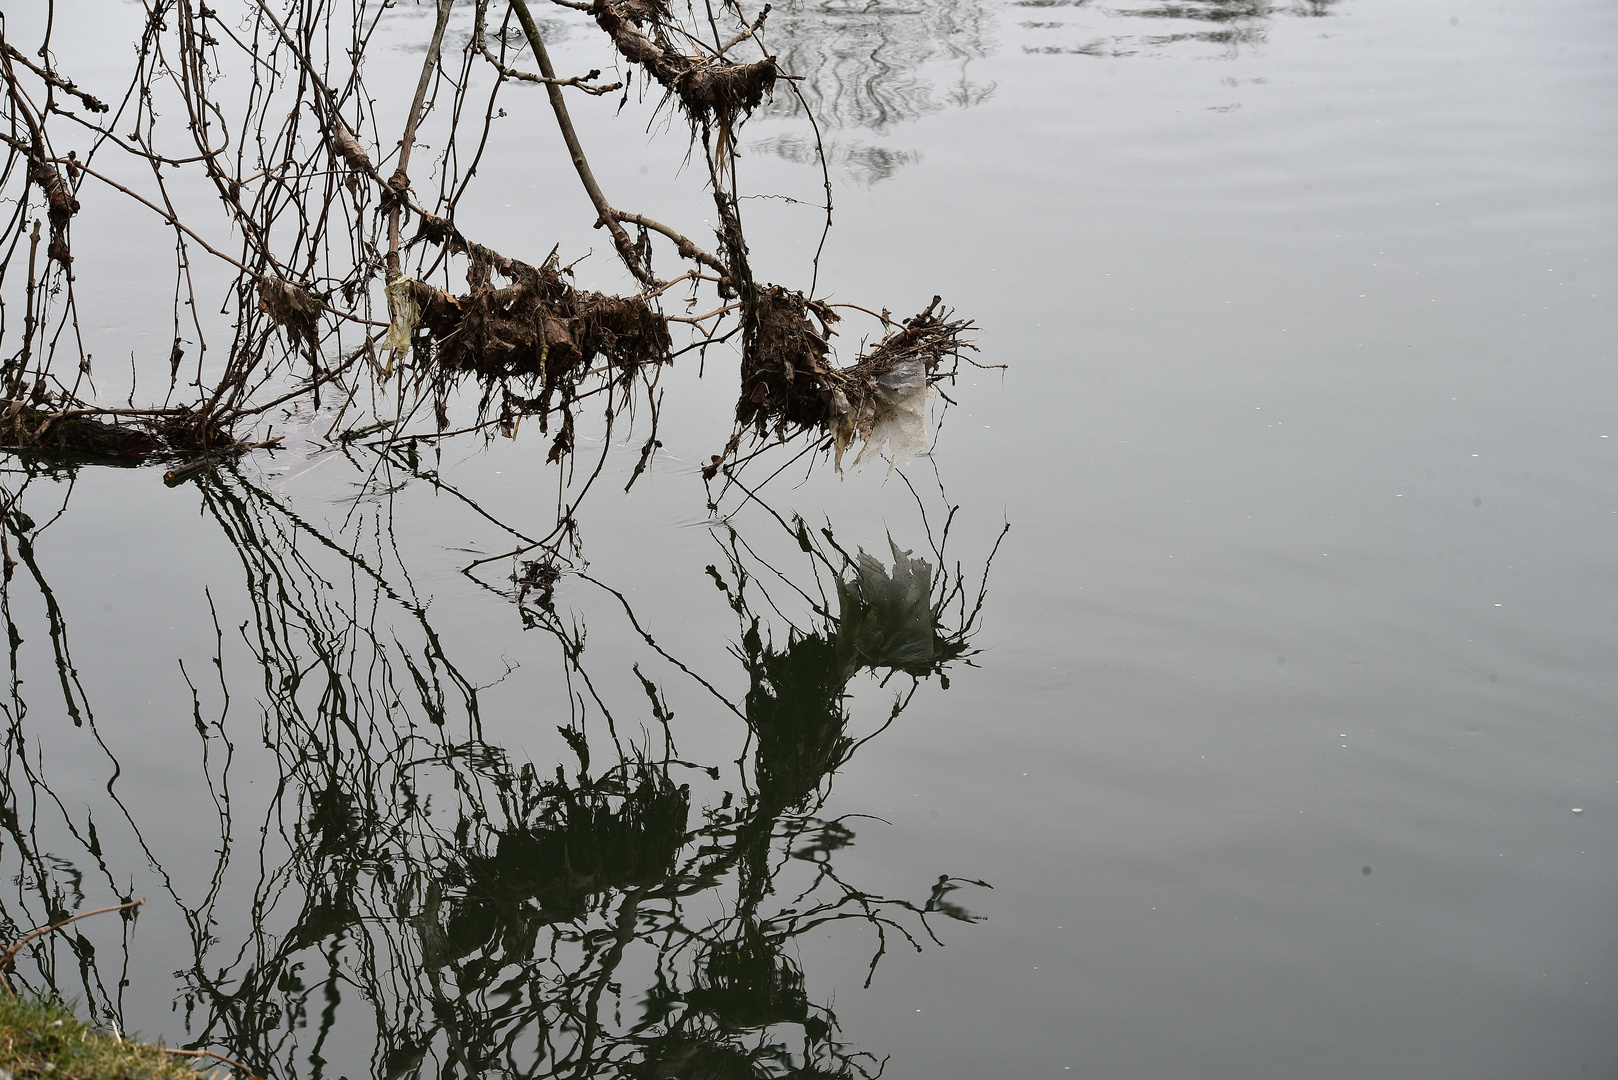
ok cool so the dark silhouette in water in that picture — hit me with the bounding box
[0,454,1003,1079]
[1018,0,1346,58]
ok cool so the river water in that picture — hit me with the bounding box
[2,0,1615,1077]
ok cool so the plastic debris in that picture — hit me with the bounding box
[381,273,422,370]
[848,359,929,474]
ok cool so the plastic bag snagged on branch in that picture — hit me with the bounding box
[837,358,929,475]
[381,273,422,372]
[733,292,972,475]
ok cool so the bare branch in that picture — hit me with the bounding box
[0,41,110,113]
[509,0,658,286]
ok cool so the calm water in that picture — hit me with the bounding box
[2,0,1616,1077]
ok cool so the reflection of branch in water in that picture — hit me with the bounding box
[0,466,222,1030]
[751,135,923,186]
[748,0,997,181]
[1019,0,1346,58]
[0,460,1003,1079]
[765,0,998,132]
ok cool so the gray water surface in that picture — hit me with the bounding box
[2,0,1616,1077]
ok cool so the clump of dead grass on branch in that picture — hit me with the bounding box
[724,291,979,473]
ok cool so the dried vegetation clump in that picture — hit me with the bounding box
[0,395,249,463]
[733,291,977,469]
[595,0,779,125]
[736,287,839,435]
[411,245,672,385]
[256,276,323,352]
[24,157,78,267]
[0,400,155,460]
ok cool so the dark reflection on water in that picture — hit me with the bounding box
[0,454,1003,1079]
[749,0,1348,182]
[764,0,997,131]
[751,136,924,187]
[749,0,996,182]
[1019,0,1344,57]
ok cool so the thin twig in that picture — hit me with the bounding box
[388,0,456,276]
[1,41,109,113]
[0,899,146,993]
[162,1047,265,1080]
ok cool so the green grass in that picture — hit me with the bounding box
[0,994,196,1080]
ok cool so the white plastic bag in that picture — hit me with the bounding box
[849,359,929,474]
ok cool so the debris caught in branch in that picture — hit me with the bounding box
[0,0,994,558]
[256,276,322,350]
[594,0,779,125]
[734,292,976,470]
[407,244,672,409]
[0,401,157,460]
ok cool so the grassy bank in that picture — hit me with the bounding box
[0,995,196,1080]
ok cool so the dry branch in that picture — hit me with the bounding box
[0,42,110,113]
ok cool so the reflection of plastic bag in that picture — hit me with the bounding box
[836,537,936,673]
[380,274,421,372]
[850,359,929,474]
